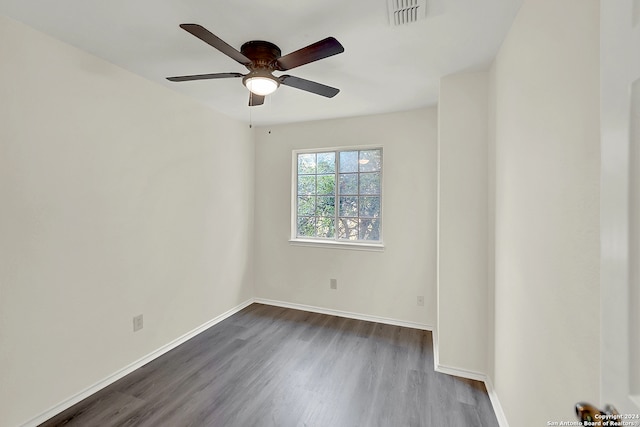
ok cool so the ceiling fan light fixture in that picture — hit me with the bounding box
[167,25,344,105]
[244,75,279,96]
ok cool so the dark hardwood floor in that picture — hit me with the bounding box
[40,303,498,426]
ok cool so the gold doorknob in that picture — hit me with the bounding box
[575,402,619,424]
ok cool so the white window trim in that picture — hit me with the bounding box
[289,238,385,251]
[290,145,384,250]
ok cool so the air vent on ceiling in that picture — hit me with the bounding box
[387,0,427,26]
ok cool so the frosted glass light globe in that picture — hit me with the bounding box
[245,76,279,96]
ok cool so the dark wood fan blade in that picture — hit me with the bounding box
[279,75,340,98]
[179,24,252,66]
[276,37,344,71]
[249,93,265,106]
[167,72,244,82]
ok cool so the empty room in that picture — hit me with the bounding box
[1,0,638,426]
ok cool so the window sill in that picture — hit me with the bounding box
[289,239,385,252]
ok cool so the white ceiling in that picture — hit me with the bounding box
[0,0,522,126]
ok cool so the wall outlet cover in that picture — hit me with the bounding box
[133,314,144,332]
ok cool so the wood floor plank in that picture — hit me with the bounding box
[39,303,498,426]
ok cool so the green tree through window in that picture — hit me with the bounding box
[295,148,382,242]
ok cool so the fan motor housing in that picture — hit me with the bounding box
[241,41,281,69]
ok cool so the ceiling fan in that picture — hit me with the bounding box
[166,24,345,106]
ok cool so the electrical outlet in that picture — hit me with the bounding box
[330,278,338,290]
[133,314,143,332]
[417,296,424,306]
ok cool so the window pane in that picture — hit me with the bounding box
[339,151,358,173]
[317,174,335,195]
[298,153,316,174]
[297,196,316,216]
[359,196,380,218]
[339,196,358,217]
[316,152,335,174]
[298,175,316,195]
[316,217,335,238]
[359,150,382,172]
[359,218,380,240]
[294,148,382,243]
[339,173,358,195]
[316,196,335,216]
[338,218,359,240]
[359,172,380,195]
[297,216,315,237]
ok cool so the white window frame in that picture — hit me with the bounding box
[289,145,384,251]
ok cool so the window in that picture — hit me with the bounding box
[292,147,383,247]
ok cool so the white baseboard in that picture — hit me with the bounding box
[24,298,509,427]
[21,299,254,427]
[485,376,510,427]
[432,362,509,427]
[253,297,433,331]
[431,330,486,382]
[434,363,488,383]
[429,322,509,426]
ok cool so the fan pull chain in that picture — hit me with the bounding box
[249,95,253,128]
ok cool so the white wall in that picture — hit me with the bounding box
[490,0,600,425]
[254,109,437,326]
[437,72,489,376]
[0,16,254,427]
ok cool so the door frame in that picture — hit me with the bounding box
[600,0,640,414]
